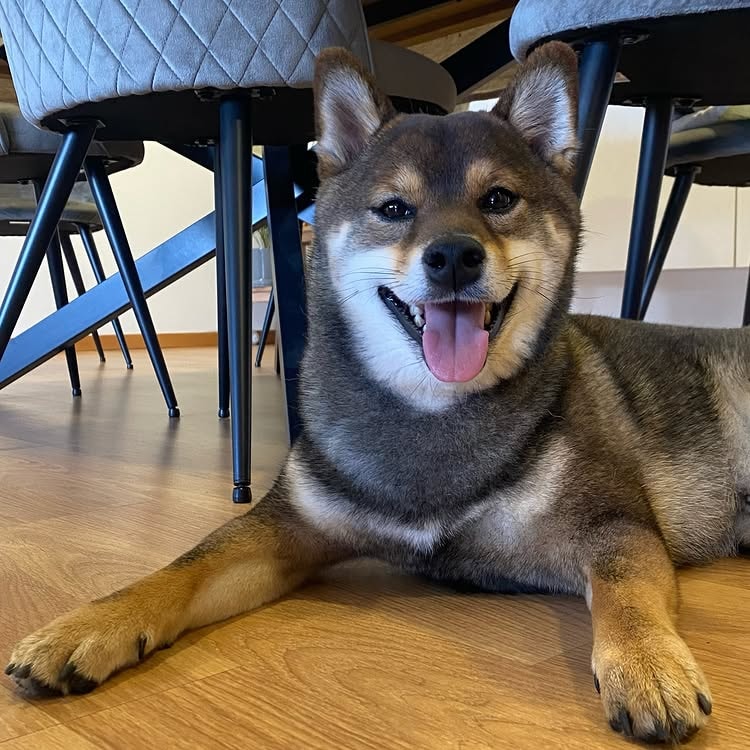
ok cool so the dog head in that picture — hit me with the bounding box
[310,42,581,410]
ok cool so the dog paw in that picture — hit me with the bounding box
[6,602,160,696]
[592,629,712,743]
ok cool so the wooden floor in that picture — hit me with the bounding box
[0,348,748,749]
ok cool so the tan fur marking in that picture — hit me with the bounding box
[588,533,711,740]
[7,494,343,693]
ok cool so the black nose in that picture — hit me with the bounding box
[422,237,486,292]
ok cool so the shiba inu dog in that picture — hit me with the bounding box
[6,42,750,744]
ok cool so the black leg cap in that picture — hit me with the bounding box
[126,362,134,370]
[233,485,252,504]
[72,387,82,397]
[168,406,180,418]
[218,407,230,419]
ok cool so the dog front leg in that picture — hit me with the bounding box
[6,481,347,695]
[587,524,712,743]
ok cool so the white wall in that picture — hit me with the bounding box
[580,107,737,273]
[0,142,216,336]
[572,268,747,328]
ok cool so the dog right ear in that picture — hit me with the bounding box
[492,41,579,177]
[314,48,396,180]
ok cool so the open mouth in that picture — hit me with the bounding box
[377,283,518,383]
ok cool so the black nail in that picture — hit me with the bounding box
[137,634,148,661]
[619,708,633,737]
[4,663,15,675]
[643,722,670,744]
[27,676,60,698]
[698,693,713,715]
[593,675,600,694]
[14,664,31,680]
[59,662,77,682]
[67,672,98,695]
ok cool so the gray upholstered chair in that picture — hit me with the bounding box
[638,106,750,321]
[509,0,750,322]
[0,180,132,373]
[0,101,180,398]
[0,0,456,503]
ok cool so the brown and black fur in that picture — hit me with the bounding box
[6,43,750,744]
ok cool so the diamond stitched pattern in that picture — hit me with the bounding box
[0,0,370,124]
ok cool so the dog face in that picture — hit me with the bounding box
[311,43,581,410]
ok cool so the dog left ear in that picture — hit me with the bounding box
[492,42,579,177]
[314,48,397,180]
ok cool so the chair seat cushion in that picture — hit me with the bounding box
[671,105,750,133]
[510,0,750,59]
[0,181,100,230]
[25,42,454,144]
[510,0,750,105]
[667,107,750,186]
[0,0,372,128]
[0,104,144,178]
[371,40,456,115]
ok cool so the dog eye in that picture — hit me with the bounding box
[480,187,517,213]
[375,199,415,221]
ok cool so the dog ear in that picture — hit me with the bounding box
[492,42,579,177]
[314,48,396,180]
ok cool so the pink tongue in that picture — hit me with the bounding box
[422,301,489,382]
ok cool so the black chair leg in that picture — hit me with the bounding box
[219,96,253,504]
[621,98,674,320]
[59,231,106,362]
[31,179,82,396]
[255,293,275,368]
[0,124,97,362]
[264,146,307,445]
[574,37,622,199]
[638,166,698,320]
[77,223,133,369]
[45,229,83,395]
[214,145,231,419]
[85,157,179,417]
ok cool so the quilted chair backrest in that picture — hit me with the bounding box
[0,0,373,127]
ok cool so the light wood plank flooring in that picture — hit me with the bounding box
[0,348,748,749]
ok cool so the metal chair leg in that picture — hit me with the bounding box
[264,146,307,445]
[219,96,253,504]
[77,223,133,368]
[638,167,698,320]
[214,145,231,419]
[255,292,275,368]
[31,179,82,396]
[574,37,622,199]
[621,98,674,320]
[45,230,83,395]
[0,124,97,362]
[85,158,179,416]
[59,231,106,362]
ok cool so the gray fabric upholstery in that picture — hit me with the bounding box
[0,103,143,167]
[671,105,750,133]
[666,106,750,185]
[0,0,372,127]
[0,181,99,226]
[371,40,456,113]
[510,0,750,59]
